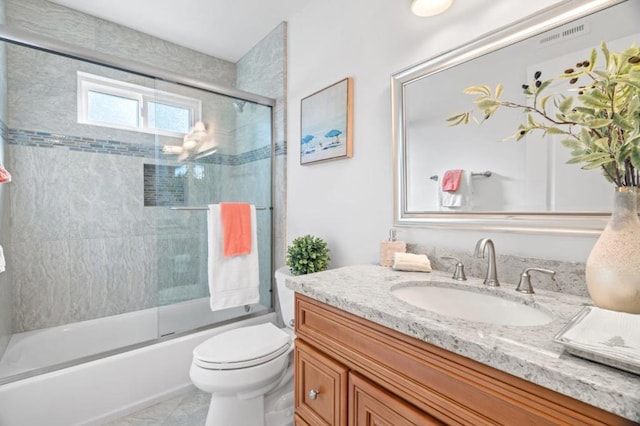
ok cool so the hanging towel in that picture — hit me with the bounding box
[221,202,252,257]
[441,169,463,192]
[207,204,260,311]
[440,170,473,209]
[0,245,5,273]
[0,165,11,184]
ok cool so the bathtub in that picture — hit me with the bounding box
[0,297,274,425]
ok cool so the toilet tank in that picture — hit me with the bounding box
[275,267,295,329]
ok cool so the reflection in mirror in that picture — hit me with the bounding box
[392,0,638,234]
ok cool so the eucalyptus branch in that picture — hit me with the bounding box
[496,100,578,127]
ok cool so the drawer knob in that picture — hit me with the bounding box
[308,389,320,400]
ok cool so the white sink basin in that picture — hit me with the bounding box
[391,285,553,326]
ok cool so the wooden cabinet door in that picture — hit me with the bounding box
[295,413,312,426]
[295,340,348,426]
[349,372,444,426]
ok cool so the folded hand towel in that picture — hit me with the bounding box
[441,169,463,192]
[392,252,432,272]
[207,204,259,311]
[221,202,252,257]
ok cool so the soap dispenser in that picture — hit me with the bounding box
[379,229,407,267]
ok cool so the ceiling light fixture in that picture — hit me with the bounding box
[411,0,453,17]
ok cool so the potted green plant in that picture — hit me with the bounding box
[286,235,331,276]
[447,42,640,313]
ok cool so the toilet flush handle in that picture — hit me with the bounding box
[308,389,320,400]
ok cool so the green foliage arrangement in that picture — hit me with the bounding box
[286,235,330,276]
[447,42,640,187]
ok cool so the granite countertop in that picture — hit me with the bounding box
[286,264,640,422]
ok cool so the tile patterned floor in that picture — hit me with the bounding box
[104,387,209,426]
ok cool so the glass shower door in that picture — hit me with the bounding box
[153,85,273,337]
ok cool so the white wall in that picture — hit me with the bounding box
[287,0,598,267]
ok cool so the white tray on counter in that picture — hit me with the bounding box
[554,306,640,375]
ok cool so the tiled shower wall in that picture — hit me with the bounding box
[6,0,236,86]
[2,0,286,333]
[7,139,271,332]
[237,23,288,270]
[0,0,10,358]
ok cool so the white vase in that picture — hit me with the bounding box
[585,187,640,313]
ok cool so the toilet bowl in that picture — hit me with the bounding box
[190,266,295,426]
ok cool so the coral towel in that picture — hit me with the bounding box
[207,204,259,311]
[0,165,11,184]
[221,202,252,257]
[441,169,463,192]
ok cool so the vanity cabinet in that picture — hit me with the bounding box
[293,294,634,426]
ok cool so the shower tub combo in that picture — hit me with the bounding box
[0,13,280,426]
[0,299,273,425]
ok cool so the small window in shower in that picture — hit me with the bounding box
[148,101,191,134]
[143,164,186,207]
[87,91,140,128]
[77,71,201,137]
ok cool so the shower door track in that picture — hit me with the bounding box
[0,24,276,107]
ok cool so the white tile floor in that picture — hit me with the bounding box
[104,387,209,426]
[105,382,294,425]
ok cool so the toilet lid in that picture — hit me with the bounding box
[194,323,291,369]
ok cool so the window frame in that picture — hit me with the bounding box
[77,71,201,137]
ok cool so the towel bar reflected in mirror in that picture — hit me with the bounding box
[429,171,492,182]
[170,206,271,211]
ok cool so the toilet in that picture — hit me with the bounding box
[190,267,295,426]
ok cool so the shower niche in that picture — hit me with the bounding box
[143,164,187,207]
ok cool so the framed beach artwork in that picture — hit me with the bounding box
[300,77,353,165]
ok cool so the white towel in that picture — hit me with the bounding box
[207,204,260,311]
[392,252,432,272]
[439,170,473,209]
[0,245,5,273]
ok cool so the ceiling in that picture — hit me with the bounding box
[48,0,312,63]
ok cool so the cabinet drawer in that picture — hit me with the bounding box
[349,372,444,426]
[295,340,348,426]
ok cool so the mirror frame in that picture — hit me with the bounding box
[391,0,627,236]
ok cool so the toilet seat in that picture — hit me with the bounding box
[194,323,291,370]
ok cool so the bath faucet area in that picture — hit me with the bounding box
[474,238,499,287]
[516,267,556,294]
[441,256,467,281]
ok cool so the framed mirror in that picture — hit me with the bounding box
[392,0,638,235]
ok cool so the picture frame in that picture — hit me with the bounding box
[300,77,353,165]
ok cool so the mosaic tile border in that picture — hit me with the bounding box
[3,125,285,165]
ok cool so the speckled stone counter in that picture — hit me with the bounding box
[286,264,640,423]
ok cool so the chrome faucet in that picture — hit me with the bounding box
[516,267,556,294]
[474,238,499,286]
